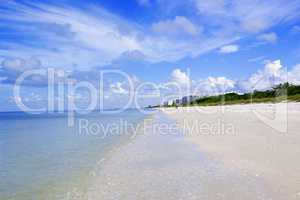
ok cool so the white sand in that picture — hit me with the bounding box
[163,102,300,199]
[86,113,279,200]
[81,104,300,199]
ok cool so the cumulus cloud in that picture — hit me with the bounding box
[239,60,287,91]
[156,59,300,100]
[218,44,239,54]
[0,56,144,90]
[193,60,300,94]
[195,76,236,95]
[170,69,190,85]
[206,77,235,88]
[257,32,278,44]
[109,82,128,95]
[0,57,71,86]
[264,60,283,76]
[164,60,300,98]
[239,60,300,92]
[161,68,236,97]
[2,57,41,72]
[288,64,300,85]
[0,57,43,85]
[152,16,201,36]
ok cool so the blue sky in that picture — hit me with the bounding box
[0,0,300,111]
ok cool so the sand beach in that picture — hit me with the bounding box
[84,103,300,199]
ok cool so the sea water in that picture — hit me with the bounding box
[0,110,148,199]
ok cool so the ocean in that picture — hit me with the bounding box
[0,110,149,199]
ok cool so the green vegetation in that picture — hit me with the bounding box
[153,83,300,108]
[190,82,300,106]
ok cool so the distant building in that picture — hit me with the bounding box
[174,98,182,105]
[163,100,173,106]
[182,95,199,104]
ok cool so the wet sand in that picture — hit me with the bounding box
[82,109,296,200]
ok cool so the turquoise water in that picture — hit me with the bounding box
[0,110,148,199]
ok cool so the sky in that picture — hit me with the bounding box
[0,0,300,111]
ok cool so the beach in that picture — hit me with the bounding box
[85,112,274,199]
[2,1,300,199]
[2,103,300,199]
[163,102,300,199]
[81,102,300,199]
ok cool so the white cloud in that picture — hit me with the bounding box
[1,0,297,68]
[291,25,300,34]
[184,59,300,96]
[2,57,41,72]
[288,64,300,85]
[239,60,286,91]
[193,0,300,33]
[0,0,299,73]
[164,60,300,97]
[195,76,236,95]
[265,60,283,76]
[164,68,235,96]
[206,77,235,88]
[0,2,238,65]
[138,0,151,6]
[248,56,266,63]
[109,82,128,95]
[170,69,190,85]
[0,2,144,66]
[0,57,72,85]
[218,44,239,54]
[152,16,201,36]
[0,77,7,82]
[257,32,278,44]
[194,0,227,15]
[239,60,300,92]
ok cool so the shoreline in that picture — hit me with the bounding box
[86,112,280,199]
[60,113,156,199]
